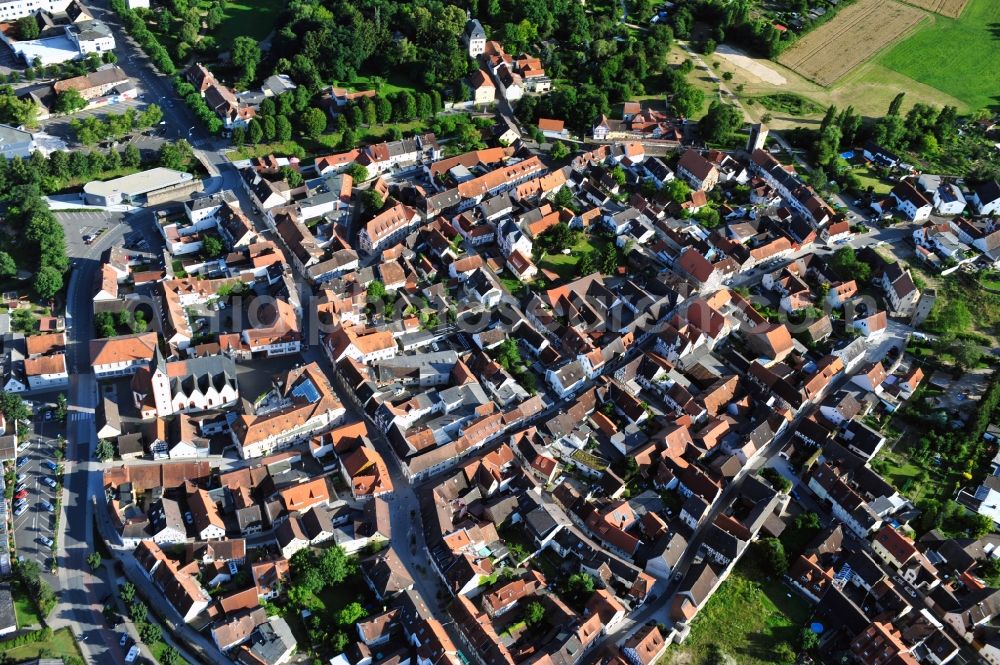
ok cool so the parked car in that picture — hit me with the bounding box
[13,504,27,517]
[43,461,58,472]
[39,536,53,548]
[119,633,129,647]
[41,500,53,512]
[125,645,140,663]
[16,457,28,468]
[43,410,53,421]
[41,477,56,488]
[14,489,28,500]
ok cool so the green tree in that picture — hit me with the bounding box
[0,392,29,423]
[318,545,353,585]
[598,245,619,274]
[337,601,367,626]
[525,601,545,626]
[752,538,788,576]
[248,120,264,145]
[55,392,67,421]
[201,234,224,259]
[275,115,293,142]
[666,178,691,203]
[86,552,102,570]
[138,620,161,644]
[496,339,522,372]
[94,311,117,338]
[699,100,744,144]
[301,107,327,139]
[262,115,276,142]
[363,189,384,212]
[829,246,871,283]
[562,572,595,607]
[96,438,115,461]
[671,83,704,118]
[345,164,368,182]
[578,251,597,276]
[16,16,39,39]
[0,251,16,278]
[801,628,820,651]
[160,647,181,665]
[280,165,303,187]
[231,36,262,87]
[120,582,136,605]
[34,265,63,300]
[367,280,386,303]
[54,89,87,114]
[123,143,141,169]
[158,139,193,171]
[550,141,570,160]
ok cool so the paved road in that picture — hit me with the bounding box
[49,212,131,665]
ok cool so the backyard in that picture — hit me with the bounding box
[536,235,612,281]
[662,567,810,665]
[0,628,83,662]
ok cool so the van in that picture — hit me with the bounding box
[125,645,140,663]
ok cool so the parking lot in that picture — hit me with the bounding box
[12,398,66,571]
[56,210,124,257]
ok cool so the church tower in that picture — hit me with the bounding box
[149,345,173,416]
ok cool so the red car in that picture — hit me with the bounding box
[13,489,28,500]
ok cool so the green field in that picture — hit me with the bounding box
[879,0,1000,110]
[210,0,286,49]
[663,569,810,665]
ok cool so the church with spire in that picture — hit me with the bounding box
[131,346,239,419]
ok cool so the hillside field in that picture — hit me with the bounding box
[879,0,1000,110]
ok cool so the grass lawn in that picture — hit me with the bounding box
[852,165,893,195]
[11,580,41,628]
[499,276,525,296]
[537,235,611,281]
[210,0,286,50]
[0,628,83,662]
[663,568,810,665]
[878,0,1000,110]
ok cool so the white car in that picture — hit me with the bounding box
[41,477,57,488]
[41,500,54,513]
[13,504,26,517]
[39,536,53,548]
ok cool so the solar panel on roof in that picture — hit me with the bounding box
[291,379,320,404]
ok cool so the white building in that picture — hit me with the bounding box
[24,353,68,390]
[90,332,158,379]
[131,349,239,419]
[463,19,486,57]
